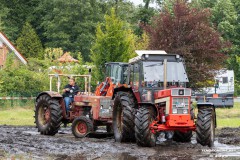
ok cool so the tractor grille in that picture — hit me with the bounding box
[99,99,113,118]
[172,97,189,114]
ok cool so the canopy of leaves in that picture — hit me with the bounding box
[91,8,137,81]
[16,22,44,59]
[144,0,228,88]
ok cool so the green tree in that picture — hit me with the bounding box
[1,0,41,41]
[211,0,238,41]
[91,8,136,81]
[16,22,44,59]
[40,0,105,62]
[0,3,8,31]
[191,0,217,9]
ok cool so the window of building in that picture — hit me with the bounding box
[222,77,228,84]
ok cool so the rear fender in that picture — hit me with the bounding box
[36,91,63,102]
[197,102,217,128]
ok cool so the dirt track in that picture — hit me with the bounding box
[0,125,240,160]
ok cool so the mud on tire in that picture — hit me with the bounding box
[72,116,93,138]
[35,94,63,135]
[135,106,156,147]
[173,131,192,143]
[113,92,136,142]
[196,108,215,147]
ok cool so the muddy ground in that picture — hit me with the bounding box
[0,125,240,160]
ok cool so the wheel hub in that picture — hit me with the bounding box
[44,108,51,123]
[77,122,87,134]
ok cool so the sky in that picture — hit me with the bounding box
[128,0,158,7]
[129,0,144,6]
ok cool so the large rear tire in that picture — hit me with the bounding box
[135,106,156,147]
[173,131,192,142]
[72,116,93,138]
[196,108,215,147]
[35,94,63,135]
[113,92,136,142]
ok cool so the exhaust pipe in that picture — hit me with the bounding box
[164,59,167,89]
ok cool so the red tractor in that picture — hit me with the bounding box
[112,50,216,147]
[34,62,130,138]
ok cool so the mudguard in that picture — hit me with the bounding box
[36,91,63,102]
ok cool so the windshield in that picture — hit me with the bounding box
[106,64,123,84]
[143,61,188,83]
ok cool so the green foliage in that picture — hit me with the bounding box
[227,55,240,95]
[0,0,41,41]
[0,3,9,31]
[91,8,137,81]
[0,56,48,96]
[16,22,44,59]
[191,0,217,9]
[44,48,64,62]
[40,0,105,62]
[211,0,238,41]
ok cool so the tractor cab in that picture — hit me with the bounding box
[95,62,128,96]
[128,50,189,103]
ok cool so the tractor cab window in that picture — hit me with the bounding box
[142,61,188,88]
[130,63,139,90]
[105,64,122,84]
[122,65,128,84]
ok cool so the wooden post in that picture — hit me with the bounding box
[50,76,53,91]
[85,77,87,93]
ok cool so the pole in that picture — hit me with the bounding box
[50,76,52,91]
[163,59,167,89]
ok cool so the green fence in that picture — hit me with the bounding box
[0,92,37,109]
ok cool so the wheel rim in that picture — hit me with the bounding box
[38,105,51,126]
[76,121,88,135]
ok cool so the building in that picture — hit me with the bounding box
[0,32,27,69]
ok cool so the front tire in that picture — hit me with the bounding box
[135,106,156,147]
[196,108,215,147]
[72,116,93,138]
[35,94,63,135]
[113,92,136,142]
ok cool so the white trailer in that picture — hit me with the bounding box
[195,70,234,107]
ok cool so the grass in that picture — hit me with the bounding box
[0,103,239,127]
[0,107,34,126]
[215,102,240,128]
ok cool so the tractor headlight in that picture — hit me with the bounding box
[183,109,188,114]
[172,109,177,114]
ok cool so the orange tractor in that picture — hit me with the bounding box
[112,50,216,147]
[34,62,130,138]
